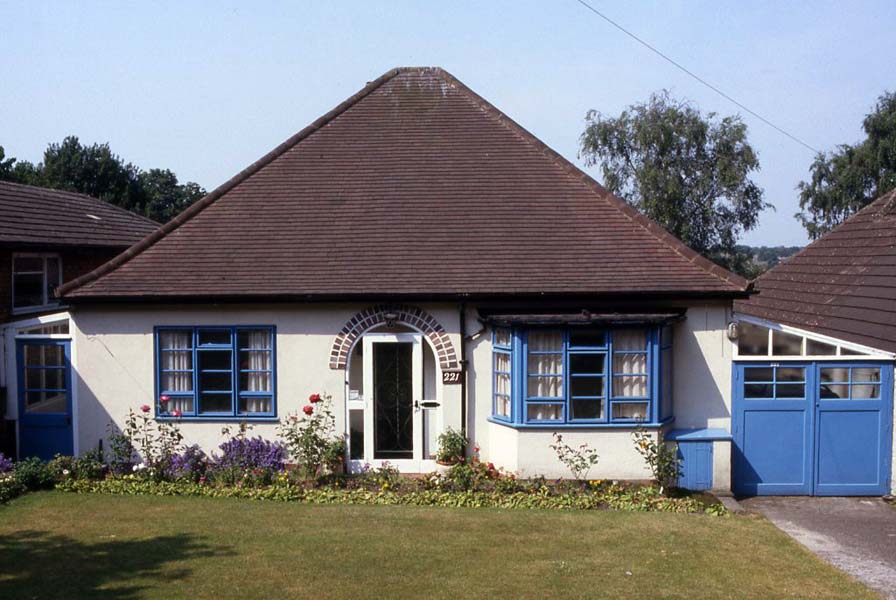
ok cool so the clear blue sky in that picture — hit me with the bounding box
[2,1,894,246]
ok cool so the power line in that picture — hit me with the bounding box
[573,0,820,154]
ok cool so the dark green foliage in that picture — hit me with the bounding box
[797,91,896,239]
[580,91,768,275]
[0,137,205,223]
[13,458,55,491]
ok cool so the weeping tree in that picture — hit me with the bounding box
[580,91,768,275]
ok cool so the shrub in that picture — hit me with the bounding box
[14,457,54,490]
[210,423,286,486]
[121,406,184,481]
[0,452,13,473]
[167,445,208,483]
[549,433,600,481]
[0,473,25,503]
[279,393,346,479]
[632,426,681,495]
[107,423,135,475]
[435,427,467,464]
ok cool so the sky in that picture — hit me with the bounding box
[2,1,895,246]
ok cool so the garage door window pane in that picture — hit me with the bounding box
[820,368,848,383]
[820,384,849,399]
[777,367,805,382]
[851,384,880,399]
[775,383,805,398]
[851,368,880,383]
[744,367,773,382]
[745,383,773,398]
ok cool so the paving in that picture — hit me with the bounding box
[742,497,896,599]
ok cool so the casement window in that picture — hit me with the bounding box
[491,326,672,427]
[155,326,276,419]
[12,254,61,312]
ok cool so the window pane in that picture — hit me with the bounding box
[613,375,647,397]
[744,367,774,382]
[528,376,562,398]
[776,383,805,398]
[772,330,803,356]
[820,368,849,383]
[13,272,44,307]
[238,329,271,350]
[162,371,193,392]
[612,402,648,420]
[744,383,773,398]
[25,390,67,413]
[571,399,602,420]
[239,371,271,392]
[239,396,272,414]
[495,395,510,417]
[851,368,880,383]
[613,329,646,351]
[494,328,511,348]
[528,353,562,375]
[199,350,232,371]
[200,371,232,392]
[738,322,769,356]
[840,347,867,356]
[45,256,60,300]
[570,376,603,397]
[24,345,64,367]
[14,256,44,272]
[569,353,605,374]
[25,368,64,390]
[198,330,232,345]
[851,384,880,399]
[164,396,193,414]
[527,404,562,421]
[199,393,231,413]
[777,367,805,382]
[527,330,562,353]
[494,352,511,373]
[494,372,510,396]
[806,339,836,355]
[160,331,193,350]
[613,352,646,374]
[820,384,849,399]
[569,330,606,347]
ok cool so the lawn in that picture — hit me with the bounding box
[0,492,877,599]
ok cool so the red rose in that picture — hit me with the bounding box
[159,395,170,404]
[303,405,314,415]
[309,393,322,403]
[172,410,182,418]
[487,462,495,470]
[140,404,151,413]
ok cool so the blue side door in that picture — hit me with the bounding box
[733,364,814,495]
[17,340,74,459]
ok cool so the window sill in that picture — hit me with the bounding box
[12,303,65,316]
[487,416,674,430]
[155,416,279,423]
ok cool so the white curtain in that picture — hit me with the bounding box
[494,352,511,417]
[527,404,562,420]
[527,331,563,397]
[160,331,193,412]
[241,330,271,413]
[613,330,647,397]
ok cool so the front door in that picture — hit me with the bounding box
[359,333,423,471]
[17,340,74,459]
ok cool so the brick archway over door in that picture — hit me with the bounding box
[329,304,460,372]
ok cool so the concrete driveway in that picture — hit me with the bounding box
[742,497,896,599]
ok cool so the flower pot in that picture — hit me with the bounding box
[435,461,455,476]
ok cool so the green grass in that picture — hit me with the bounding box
[0,492,878,599]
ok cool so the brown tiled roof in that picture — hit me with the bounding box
[736,190,896,354]
[0,181,158,248]
[61,67,748,301]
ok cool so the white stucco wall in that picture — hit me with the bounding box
[469,303,735,482]
[71,303,463,458]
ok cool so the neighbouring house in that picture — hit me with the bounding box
[734,191,896,496]
[0,181,158,458]
[54,67,750,491]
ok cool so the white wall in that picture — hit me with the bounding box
[71,303,463,458]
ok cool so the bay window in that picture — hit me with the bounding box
[155,326,276,419]
[491,325,673,426]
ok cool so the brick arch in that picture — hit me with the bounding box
[329,304,459,372]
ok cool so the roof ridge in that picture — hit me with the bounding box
[0,180,160,228]
[433,69,749,292]
[59,68,407,297]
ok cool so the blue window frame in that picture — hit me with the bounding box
[491,325,672,427]
[154,326,276,420]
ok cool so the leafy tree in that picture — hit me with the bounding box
[580,91,768,274]
[0,136,205,223]
[797,91,896,239]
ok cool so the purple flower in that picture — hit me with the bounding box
[0,452,13,473]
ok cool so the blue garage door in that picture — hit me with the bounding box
[734,362,893,496]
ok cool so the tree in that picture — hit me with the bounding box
[579,91,768,274]
[0,136,205,223]
[797,91,896,239]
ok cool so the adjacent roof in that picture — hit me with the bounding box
[0,181,158,248]
[61,67,748,301]
[736,190,896,354]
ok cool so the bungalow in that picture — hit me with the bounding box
[734,191,896,496]
[0,181,158,458]
[40,67,749,492]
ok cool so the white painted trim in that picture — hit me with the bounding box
[734,313,895,360]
